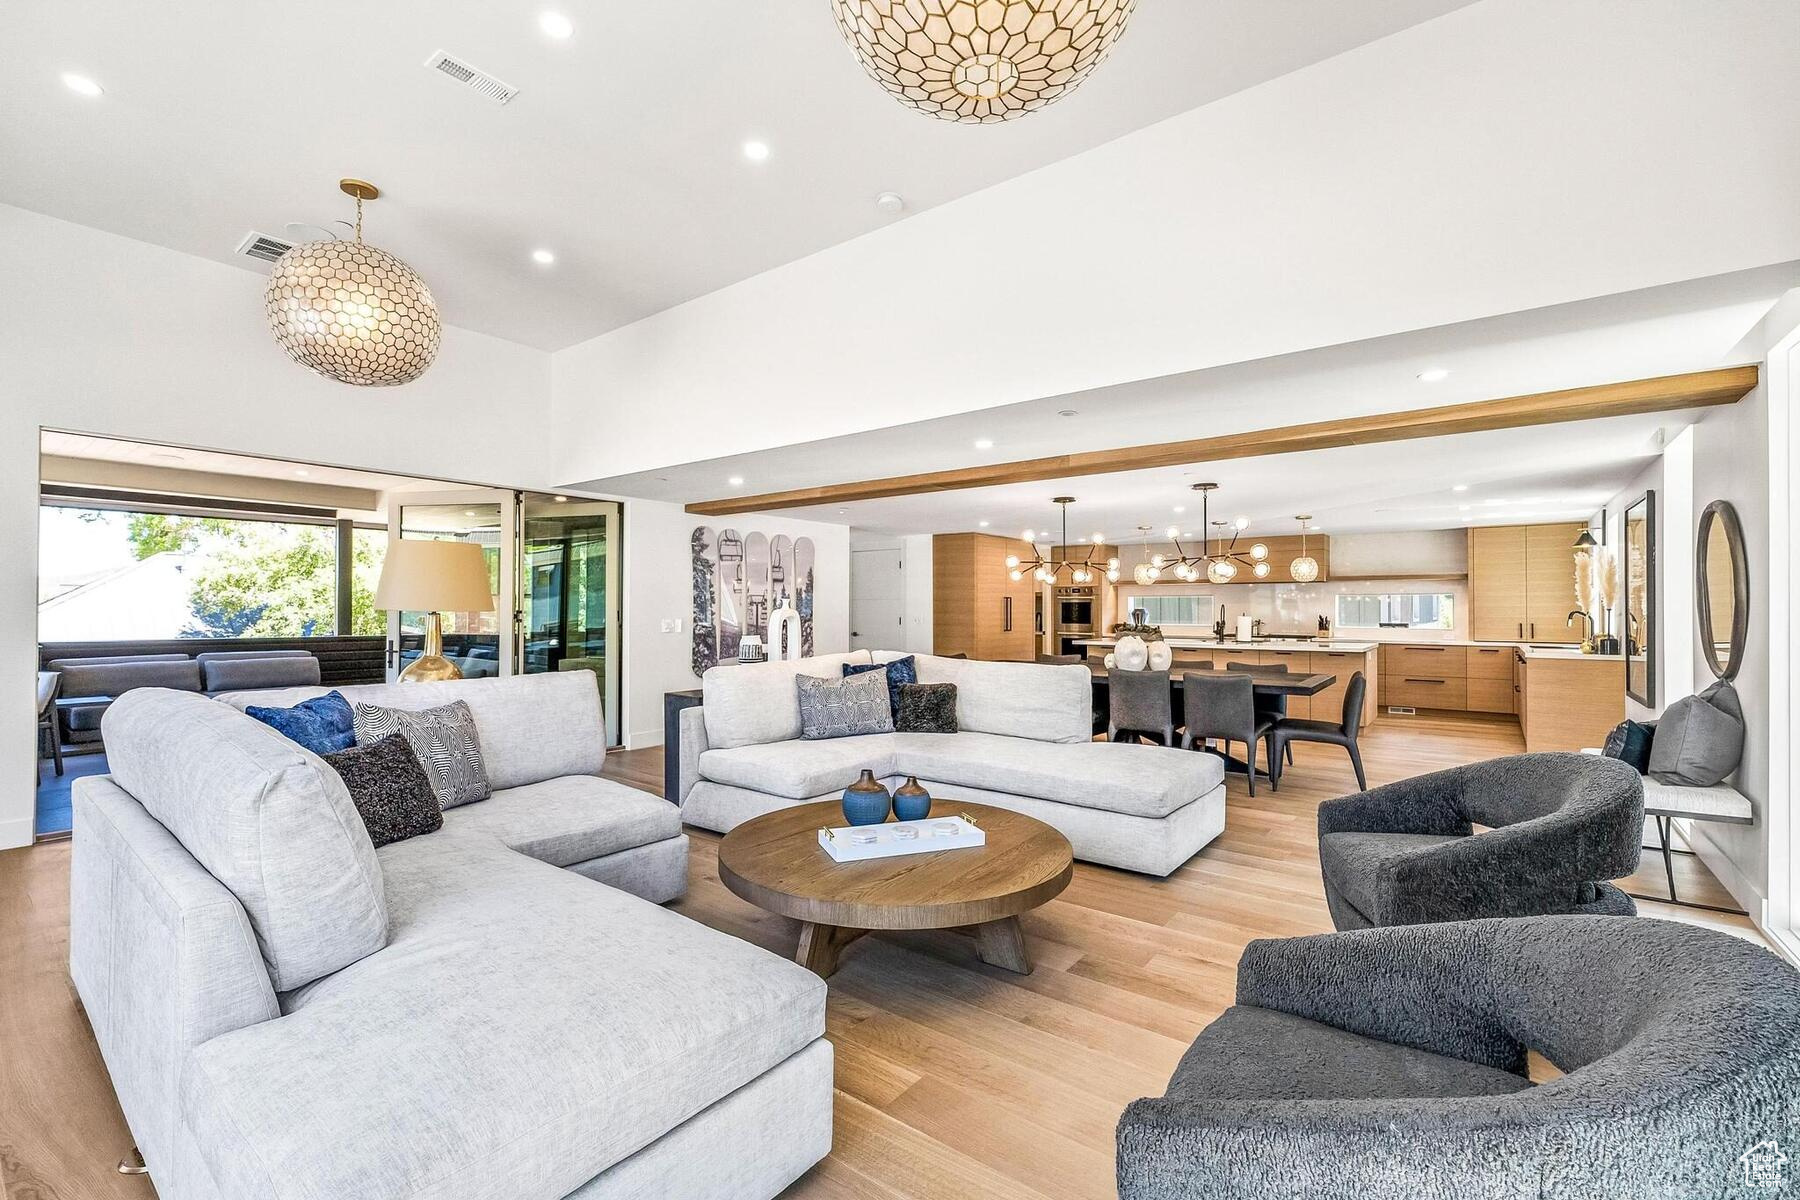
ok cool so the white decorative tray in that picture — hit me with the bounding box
[818,816,986,863]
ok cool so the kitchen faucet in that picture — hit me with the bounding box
[1566,610,1595,643]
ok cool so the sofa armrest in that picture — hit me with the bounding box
[1233,927,1523,1072]
[1316,768,1472,838]
[678,704,709,805]
[71,777,279,1181]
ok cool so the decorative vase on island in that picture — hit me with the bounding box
[893,776,931,821]
[1114,635,1149,672]
[841,769,892,826]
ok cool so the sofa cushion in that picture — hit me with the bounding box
[1319,830,1463,923]
[324,735,442,848]
[215,670,605,790]
[910,654,1091,744]
[245,690,355,756]
[443,775,683,867]
[699,734,899,800]
[100,688,387,992]
[897,682,959,733]
[1648,679,1745,786]
[797,669,894,739]
[892,731,1223,819]
[845,655,915,718]
[1165,1005,1532,1103]
[354,699,491,810]
[701,652,873,749]
[203,654,321,692]
[180,833,826,1200]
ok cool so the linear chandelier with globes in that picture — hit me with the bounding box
[1005,497,1119,584]
[832,0,1137,124]
[1131,482,1271,585]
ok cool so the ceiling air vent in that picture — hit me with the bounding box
[424,50,520,105]
[235,231,295,263]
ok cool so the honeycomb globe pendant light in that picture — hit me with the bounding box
[832,0,1138,124]
[265,179,440,387]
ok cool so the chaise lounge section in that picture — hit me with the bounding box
[678,652,1227,876]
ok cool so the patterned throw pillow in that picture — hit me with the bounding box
[324,734,443,848]
[843,656,917,720]
[245,691,355,756]
[797,670,894,740]
[896,683,958,734]
[353,699,490,809]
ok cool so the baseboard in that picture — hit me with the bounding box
[0,814,35,851]
[1675,817,1768,926]
[626,725,666,751]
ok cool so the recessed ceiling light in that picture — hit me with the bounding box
[464,510,478,517]
[875,191,905,214]
[1058,409,1078,417]
[742,140,771,162]
[1452,483,1469,492]
[728,475,745,487]
[553,495,568,503]
[61,72,103,97]
[1172,506,1185,514]
[293,467,310,478]
[978,520,989,527]
[531,248,555,265]
[538,11,574,39]
[973,438,994,450]
[1417,368,1451,383]
[1458,505,1471,512]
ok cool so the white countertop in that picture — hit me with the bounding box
[1073,637,1379,653]
[1517,645,1625,662]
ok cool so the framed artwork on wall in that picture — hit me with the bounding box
[691,527,815,677]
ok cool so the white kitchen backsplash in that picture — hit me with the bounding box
[1112,578,1473,644]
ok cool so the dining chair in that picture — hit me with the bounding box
[1228,661,1294,765]
[1180,672,1274,796]
[1270,672,1368,790]
[36,670,63,781]
[1108,668,1175,746]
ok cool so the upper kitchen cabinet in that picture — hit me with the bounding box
[1467,522,1586,643]
[933,532,1037,661]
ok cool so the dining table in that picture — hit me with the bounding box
[1086,661,1338,778]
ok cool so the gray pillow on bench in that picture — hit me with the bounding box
[1648,679,1744,786]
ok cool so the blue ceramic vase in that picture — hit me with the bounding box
[841,769,891,826]
[893,776,931,822]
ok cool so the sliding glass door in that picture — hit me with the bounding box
[518,497,621,746]
[385,490,515,681]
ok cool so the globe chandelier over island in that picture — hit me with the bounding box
[1004,497,1119,584]
[832,0,1137,124]
[264,178,441,388]
[1133,483,1270,585]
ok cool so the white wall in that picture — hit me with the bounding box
[0,205,554,848]
[622,502,849,748]
[1603,430,1696,723]
[847,531,934,656]
[549,0,1800,481]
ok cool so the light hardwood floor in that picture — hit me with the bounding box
[0,713,1759,1200]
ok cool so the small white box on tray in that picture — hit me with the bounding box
[818,815,986,862]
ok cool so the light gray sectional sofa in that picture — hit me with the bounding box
[680,651,1227,876]
[70,671,832,1200]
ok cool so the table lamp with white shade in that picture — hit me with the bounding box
[374,539,496,682]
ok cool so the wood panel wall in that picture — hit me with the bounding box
[932,534,1036,661]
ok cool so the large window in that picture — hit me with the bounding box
[1121,593,1217,628]
[38,505,378,641]
[1336,592,1456,630]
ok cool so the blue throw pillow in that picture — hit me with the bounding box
[246,691,356,756]
[844,656,916,720]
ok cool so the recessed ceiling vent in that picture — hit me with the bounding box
[235,231,295,263]
[424,50,519,105]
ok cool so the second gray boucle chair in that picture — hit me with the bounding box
[1316,752,1643,930]
[1118,915,1800,1199]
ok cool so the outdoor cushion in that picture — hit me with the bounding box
[1319,830,1463,923]
[56,657,203,699]
[443,775,682,867]
[891,731,1223,819]
[699,735,899,800]
[180,833,826,1200]
[1165,1005,1532,1103]
[1648,679,1744,786]
[100,688,387,992]
[908,654,1092,744]
[701,652,873,749]
[202,654,321,692]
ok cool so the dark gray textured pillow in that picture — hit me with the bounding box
[353,699,490,809]
[1648,680,1744,786]
[797,670,893,740]
[324,735,442,848]
[896,683,958,734]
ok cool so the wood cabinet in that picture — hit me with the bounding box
[1465,645,1518,713]
[1376,644,1518,715]
[1467,523,1585,643]
[1517,655,1624,752]
[932,533,1036,661]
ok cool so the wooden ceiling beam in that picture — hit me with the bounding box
[683,365,1758,517]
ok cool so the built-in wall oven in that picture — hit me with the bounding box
[1054,585,1096,655]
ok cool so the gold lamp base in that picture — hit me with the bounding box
[399,612,464,682]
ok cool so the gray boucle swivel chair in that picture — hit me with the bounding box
[1317,752,1642,930]
[1118,915,1800,1199]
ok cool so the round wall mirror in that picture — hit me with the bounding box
[1695,500,1748,681]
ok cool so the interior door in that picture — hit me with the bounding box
[383,489,517,682]
[850,547,905,652]
[517,495,623,746]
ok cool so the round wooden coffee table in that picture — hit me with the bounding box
[717,799,1074,978]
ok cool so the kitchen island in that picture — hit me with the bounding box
[1074,637,1379,727]
[1516,645,1626,753]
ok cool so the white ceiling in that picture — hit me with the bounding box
[1,0,1473,350]
[581,260,1797,535]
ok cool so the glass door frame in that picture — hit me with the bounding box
[384,489,518,683]
[515,493,624,747]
